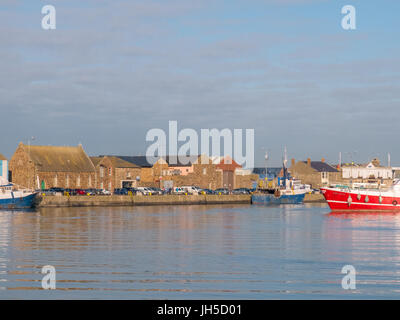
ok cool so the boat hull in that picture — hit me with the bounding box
[252,193,305,205]
[0,193,38,209]
[321,187,400,211]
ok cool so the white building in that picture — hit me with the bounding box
[0,153,8,183]
[342,160,392,180]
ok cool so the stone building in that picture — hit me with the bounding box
[9,142,96,190]
[114,156,156,186]
[91,156,141,191]
[289,158,340,189]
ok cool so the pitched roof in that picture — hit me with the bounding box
[112,156,154,168]
[216,156,242,171]
[110,155,198,168]
[108,156,140,168]
[0,153,7,161]
[164,155,198,167]
[303,161,338,172]
[24,144,95,172]
[90,156,103,167]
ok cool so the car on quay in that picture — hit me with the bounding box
[75,189,87,196]
[137,187,153,195]
[200,188,215,195]
[214,188,230,195]
[147,187,163,195]
[232,188,251,194]
[99,189,112,195]
[48,187,65,196]
[114,188,128,195]
[173,187,186,195]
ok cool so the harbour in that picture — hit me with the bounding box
[1,203,400,299]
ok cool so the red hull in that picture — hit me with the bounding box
[321,187,400,211]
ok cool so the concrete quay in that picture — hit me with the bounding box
[37,193,325,208]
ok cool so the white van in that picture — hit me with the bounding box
[180,186,201,195]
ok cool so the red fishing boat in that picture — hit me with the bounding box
[321,179,400,211]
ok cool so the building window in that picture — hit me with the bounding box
[127,172,131,179]
[100,182,104,189]
[108,182,112,191]
[100,166,104,178]
[88,175,92,187]
[54,175,57,187]
[109,168,112,176]
[66,175,69,188]
[77,175,81,187]
[203,168,207,175]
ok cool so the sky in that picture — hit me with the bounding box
[1,0,399,167]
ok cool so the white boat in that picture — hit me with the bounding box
[0,177,38,209]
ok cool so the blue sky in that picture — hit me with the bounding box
[1,0,399,166]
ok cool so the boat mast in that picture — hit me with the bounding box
[282,146,288,188]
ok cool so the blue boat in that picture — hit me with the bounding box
[252,192,306,205]
[251,147,309,206]
[0,183,38,209]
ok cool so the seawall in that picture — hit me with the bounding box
[37,194,252,208]
[37,193,326,208]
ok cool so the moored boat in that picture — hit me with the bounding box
[251,148,309,206]
[321,179,400,211]
[252,188,306,205]
[0,180,38,209]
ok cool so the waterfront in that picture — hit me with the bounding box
[1,204,400,299]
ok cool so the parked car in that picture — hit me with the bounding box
[41,189,56,196]
[199,188,215,195]
[74,189,87,195]
[48,187,65,196]
[137,187,153,195]
[114,188,128,195]
[126,187,141,195]
[214,188,230,195]
[148,187,163,195]
[99,189,112,195]
[173,187,186,195]
[232,188,250,194]
[85,188,99,196]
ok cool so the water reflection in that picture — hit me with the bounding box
[1,204,400,299]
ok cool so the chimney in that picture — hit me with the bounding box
[291,158,295,167]
[307,158,311,166]
[321,157,325,163]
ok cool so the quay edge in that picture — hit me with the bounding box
[36,193,326,208]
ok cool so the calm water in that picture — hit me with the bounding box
[1,203,400,299]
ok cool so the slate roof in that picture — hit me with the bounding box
[303,161,338,172]
[253,167,282,175]
[110,155,198,168]
[109,156,154,168]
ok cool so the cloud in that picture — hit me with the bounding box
[0,0,399,166]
